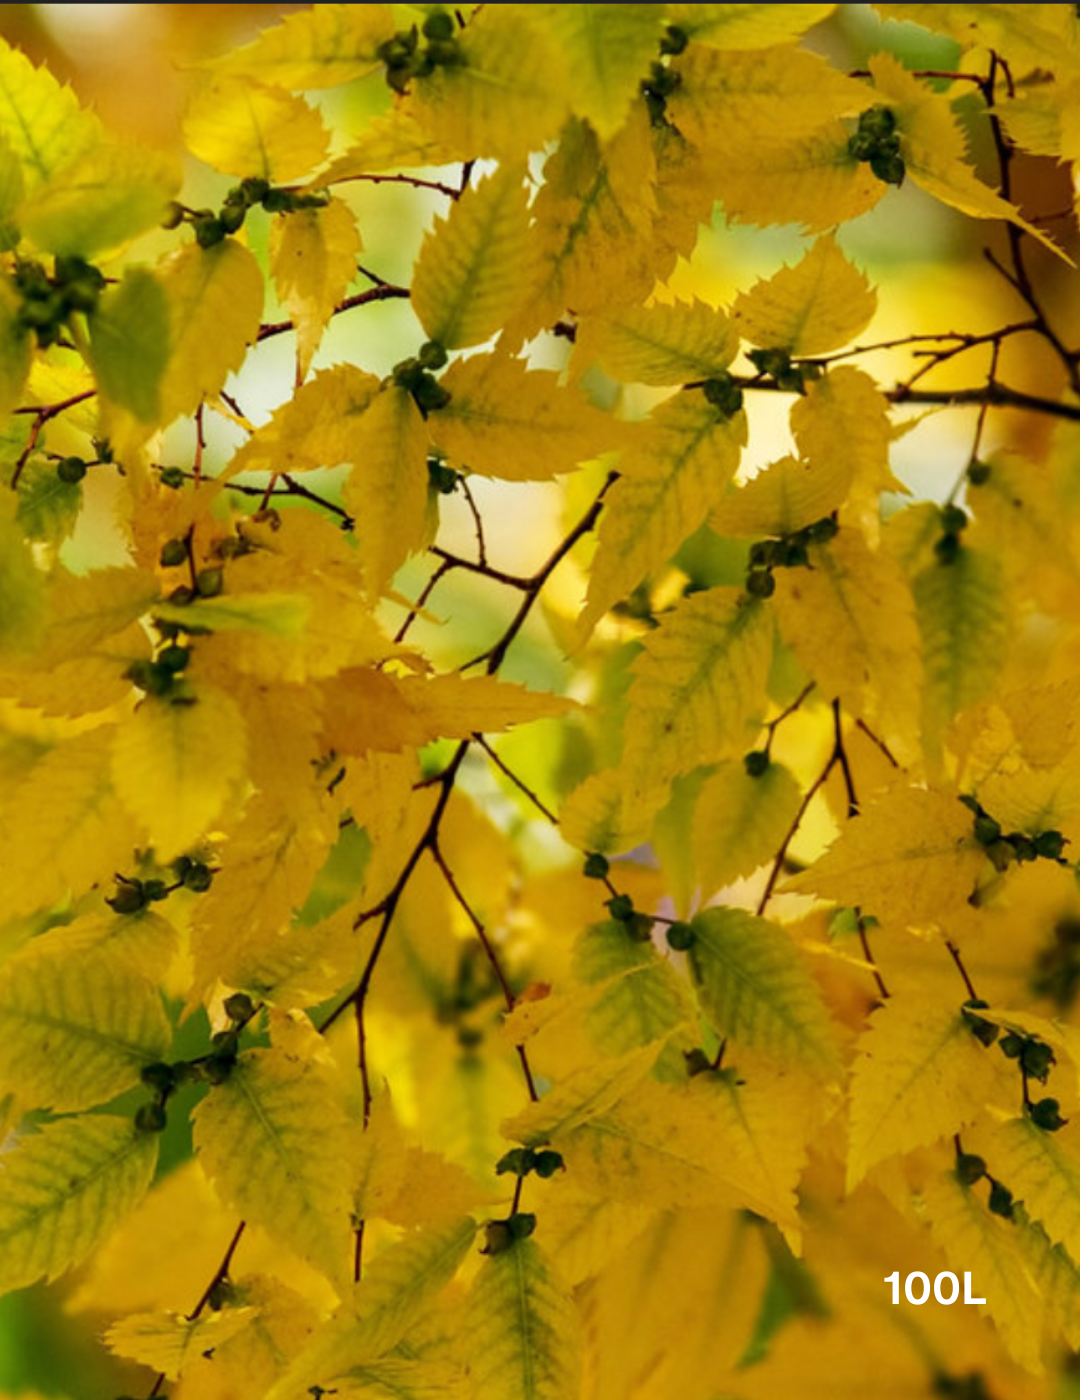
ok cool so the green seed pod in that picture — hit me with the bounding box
[955,1152,986,1186]
[940,504,968,534]
[666,921,696,952]
[495,1148,535,1177]
[744,750,770,778]
[606,893,634,922]
[418,340,449,370]
[422,10,455,40]
[194,215,226,249]
[999,1031,1024,1059]
[182,861,213,892]
[126,660,174,697]
[159,538,188,568]
[1035,830,1066,860]
[481,1220,515,1255]
[135,1101,167,1133]
[987,1179,1014,1217]
[973,814,1001,846]
[967,459,991,486]
[626,912,654,941]
[56,456,87,484]
[158,644,190,674]
[934,532,961,565]
[659,23,688,54]
[224,991,255,1023]
[1021,1039,1054,1081]
[219,202,246,235]
[746,568,775,599]
[159,466,186,489]
[240,176,271,205]
[533,1149,565,1179]
[1029,1097,1067,1131]
[143,879,168,902]
[583,852,609,880]
[196,567,224,598]
[107,880,146,915]
[140,1062,177,1094]
[161,201,186,230]
[683,1048,712,1077]
[508,1211,537,1240]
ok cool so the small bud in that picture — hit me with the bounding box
[159,538,188,568]
[159,466,186,489]
[418,340,449,370]
[745,568,775,599]
[56,456,87,484]
[422,10,455,40]
[973,814,1001,846]
[183,861,213,892]
[1035,830,1066,860]
[940,504,968,534]
[606,893,634,922]
[196,567,224,598]
[161,201,185,230]
[481,1220,514,1255]
[508,1211,537,1240]
[987,1180,1014,1217]
[107,880,146,915]
[967,459,991,486]
[143,879,168,902]
[495,1148,535,1177]
[683,1048,712,1077]
[1000,1032,1024,1059]
[219,202,246,235]
[140,1062,176,1094]
[743,749,770,778]
[1029,1097,1067,1131]
[194,215,226,249]
[224,992,255,1023]
[533,1149,565,1179]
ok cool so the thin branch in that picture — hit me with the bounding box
[459,477,488,566]
[256,283,410,342]
[9,390,97,488]
[394,556,455,644]
[328,171,462,199]
[474,734,559,825]
[946,940,979,1001]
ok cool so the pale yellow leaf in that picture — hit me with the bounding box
[732,234,876,355]
[712,454,851,538]
[574,297,737,386]
[110,684,247,862]
[269,197,362,378]
[185,76,328,181]
[207,4,395,88]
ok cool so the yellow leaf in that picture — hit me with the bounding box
[670,45,870,148]
[185,76,328,181]
[579,395,746,636]
[353,1093,408,1223]
[772,527,921,753]
[110,684,247,862]
[193,1047,358,1294]
[207,4,395,88]
[621,589,774,783]
[35,565,159,666]
[974,1116,1080,1266]
[464,1237,583,1400]
[712,454,852,538]
[412,163,534,350]
[0,725,140,919]
[341,385,431,596]
[919,1170,1044,1373]
[787,784,985,930]
[0,37,102,192]
[504,1045,659,1147]
[406,10,569,162]
[0,509,44,659]
[692,759,802,896]
[227,365,381,475]
[688,907,839,1075]
[732,234,876,355]
[158,241,264,424]
[869,52,1067,259]
[559,767,664,856]
[846,994,1004,1189]
[574,297,737,386]
[434,352,617,481]
[269,198,362,378]
[874,5,1080,75]
[105,1307,255,1381]
[263,1219,476,1400]
[0,941,170,1112]
[0,1116,157,1293]
[669,4,837,47]
[789,366,900,498]
[530,4,664,140]
[0,277,30,420]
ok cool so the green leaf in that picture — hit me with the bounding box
[0,1115,158,1292]
[412,163,534,350]
[464,1237,584,1400]
[89,268,170,421]
[263,1219,476,1400]
[688,907,838,1075]
[0,943,170,1112]
[193,1046,358,1292]
[15,455,82,544]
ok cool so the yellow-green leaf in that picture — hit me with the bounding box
[105,1306,255,1381]
[0,276,30,420]
[574,298,737,386]
[0,1115,157,1293]
[692,759,803,896]
[0,507,44,658]
[341,385,431,596]
[572,920,694,1057]
[669,4,837,47]
[0,37,102,191]
[185,76,329,181]
[732,234,876,355]
[19,142,180,257]
[579,398,746,637]
[227,364,381,476]
[621,589,773,783]
[434,352,617,481]
[0,942,169,1112]
[207,4,395,88]
[712,454,851,538]
[88,268,170,422]
[110,685,247,862]
[268,197,362,379]
[531,4,664,140]
[786,784,985,930]
[193,1047,358,1294]
[847,994,1004,1189]
[264,1219,476,1400]
[688,907,838,1074]
[975,1116,1080,1266]
[157,240,264,425]
[464,1237,583,1400]
[413,164,534,350]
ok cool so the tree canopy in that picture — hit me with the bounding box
[2,4,1080,1398]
